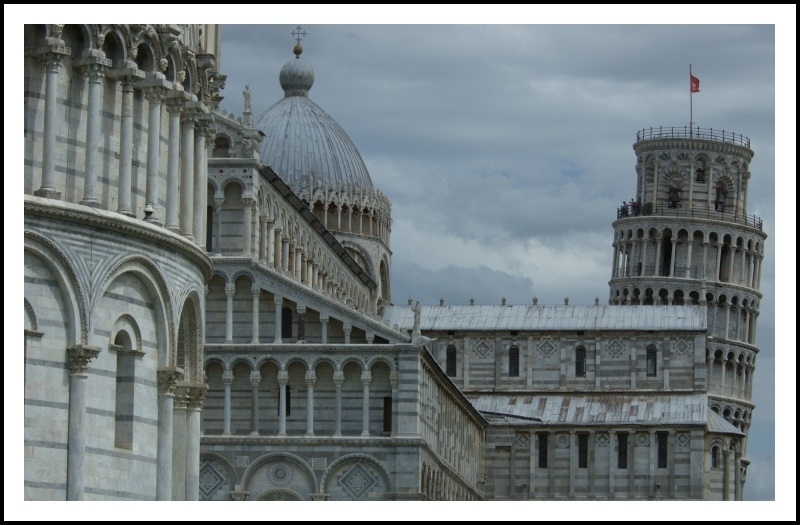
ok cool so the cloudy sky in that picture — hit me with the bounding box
[6,5,794,517]
[215,14,793,507]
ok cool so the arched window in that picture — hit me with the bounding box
[715,183,727,212]
[113,330,135,449]
[509,347,519,377]
[446,346,457,377]
[575,346,586,377]
[646,345,657,377]
[281,307,293,340]
[711,446,720,468]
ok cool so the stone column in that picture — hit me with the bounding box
[273,228,282,269]
[156,368,180,500]
[213,197,224,254]
[734,451,742,501]
[66,345,100,500]
[722,448,731,500]
[266,221,275,268]
[249,372,260,435]
[608,430,616,499]
[259,215,268,264]
[320,315,329,344]
[185,386,206,501]
[171,385,188,500]
[333,372,344,437]
[289,241,297,279]
[667,431,676,498]
[193,117,210,245]
[242,197,254,257]
[648,430,656,499]
[344,323,352,345]
[222,371,233,435]
[225,283,235,343]
[142,86,166,224]
[568,431,576,498]
[361,371,371,436]
[653,235,662,276]
[164,95,184,231]
[305,372,316,436]
[179,109,197,239]
[277,373,288,436]
[311,263,318,290]
[296,305,306,341]
[251,286,260,344]
[295,247,304,281]
[629,240,637,277]
[281,237,290,274]
[273,296,283,343]
[641,239,648,277]
[115,75,138,215]
[740,248,747,284]
[685,240,694,278]
[727,244,736,284]
[366,332,375,345]
[390,372,399,437]
[715,243,723,281]
[34,49,68,199]
[79,57,110,207]
[669,239,678,277]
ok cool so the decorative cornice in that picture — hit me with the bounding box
[200,435,426,447]
[25,196,213,281]
[634,138,754,161]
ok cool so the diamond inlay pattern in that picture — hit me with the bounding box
[539,339,557,358]
[338,463,378,500]
[607,339,625,358]
[199,460,225,498]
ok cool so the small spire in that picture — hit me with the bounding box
[439,297,445,307]
[501,297,507,306]
[292,25,306,57]
[532,297,538,305]
[470,297,475,306]
[564,297,569,306]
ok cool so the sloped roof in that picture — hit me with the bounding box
[382,304,706,332]
[468,393,708,427]
[707,409,746,436]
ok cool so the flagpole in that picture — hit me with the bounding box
[690,64,693,139]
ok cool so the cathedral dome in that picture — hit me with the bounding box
[256,48,374,193]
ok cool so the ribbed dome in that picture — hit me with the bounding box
[256,55,374,192]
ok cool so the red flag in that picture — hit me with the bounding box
[690,74,700,93]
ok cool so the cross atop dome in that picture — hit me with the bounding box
[292,25,306,57]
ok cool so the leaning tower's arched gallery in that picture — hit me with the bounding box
[23,24,766,501]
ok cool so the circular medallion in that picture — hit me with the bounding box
[267,461,295,487]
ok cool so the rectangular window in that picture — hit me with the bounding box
[509,347,519,377]
[446,347,457,377]
[646,346,658,377]
[578,433,589,468]
[657,432,668,468]
[575,347,586,377]
[383,396,392,433]
[537,433,548,468]
[617,433,629,469]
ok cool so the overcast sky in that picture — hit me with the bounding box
[6,5,795,518]
[216,18,792,506]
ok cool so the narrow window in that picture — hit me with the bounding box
[575,346,586,377]
[617,433,629,469]
[646,345,657,377]
[446,346,457,377]
[537,433,548,468]
[113,332,135,450]
[656,432,668,468]
[206,205,214,252]
[711,445,720,468]
[281,307,293,339]
[383,396,392,433]
[578,433,589,468]
[509,347,519,377]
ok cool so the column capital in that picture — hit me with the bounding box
[241,196,255,207]
[213,196,225,209]
[305,372,317,384]
[229,490,250,501]
[222,371,234,384]
[187,384,207,410]
[274,296,283,306]
[79,54,112,83]
[251,285,261,296]
[319,315,329,323]
[157,366,183,395]
[296,304,306,314]
[66,344,100,376]
[225,283,236,296]
[107,66,146,84]
[343,322,352,332]
[289,238,297,247]
[361,371,372,384]
[173,385,190,409]
[333,372,344,385]
[250,371,261,384]
[139,79,171,101]
[259,213,269,223]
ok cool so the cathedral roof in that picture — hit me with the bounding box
[255,44,374,194]
[470,393,709,426]
[382,304,707,332]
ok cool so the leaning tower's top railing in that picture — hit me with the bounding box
[636,126,750,148]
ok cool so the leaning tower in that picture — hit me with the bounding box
[609,126,766,498]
